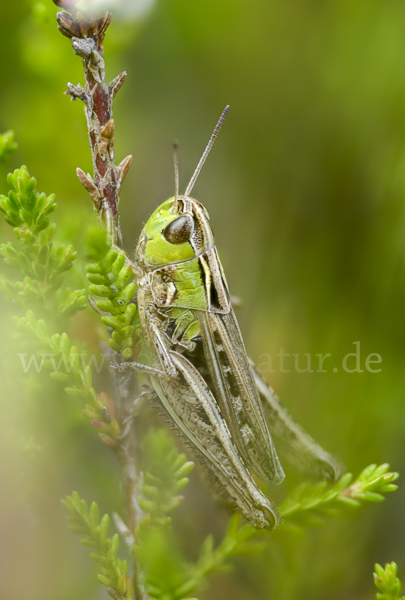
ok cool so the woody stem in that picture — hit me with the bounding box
[55,6,145,600]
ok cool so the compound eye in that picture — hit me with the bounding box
[163,215,194,245]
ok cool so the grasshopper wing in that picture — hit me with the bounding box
[198,309,285,485]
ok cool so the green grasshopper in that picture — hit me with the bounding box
[120,107,341,530]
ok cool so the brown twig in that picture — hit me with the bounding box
[54,3,145,599]
[109,356,146,600]
[56,3,132,246]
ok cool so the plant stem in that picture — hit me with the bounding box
[56,5,131,246]
[55,4,145,598]
[109,363,146,599]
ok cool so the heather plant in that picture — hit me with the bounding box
[0,2,404,600]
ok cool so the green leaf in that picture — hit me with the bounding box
[62,492,127,596]
[86,246,140,355]
[374,562,405,600]
[279,463,399,527]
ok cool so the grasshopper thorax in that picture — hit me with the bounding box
[135,195,214,271]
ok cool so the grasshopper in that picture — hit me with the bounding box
[120,107,341,530]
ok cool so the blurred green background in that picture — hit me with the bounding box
[1,0,405,598]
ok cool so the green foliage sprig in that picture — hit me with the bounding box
[87,246,140,359]
[279,463,399,529]
[0,165,133,597]
[0,130,18,164]
[15,309,121,439]
[0,166,121,442]
[134,429,197,600]
[184,513,265,596]
[173,463,400,599]
[138,428,195,526]
[177,463,401,599]
[61,492,134,600]
[0,166,86,315]
[62,430,197,600]
[374,563,405,600]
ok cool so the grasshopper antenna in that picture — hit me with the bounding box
[185,105,229,197]
[172,139,180,213]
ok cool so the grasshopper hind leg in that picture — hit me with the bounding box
[150,351,281,530]
[150,384,280,531]
[188,446,280,531]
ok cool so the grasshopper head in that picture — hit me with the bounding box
[135,195,214,270]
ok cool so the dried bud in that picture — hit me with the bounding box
[117,155,132,188]
[55,8,112,51]
[101,405,112,423]
[97,120,115,160]
[79,11,112,41]
[56,11,82,38]
[76,168,102,210]
[109,71,127,99]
